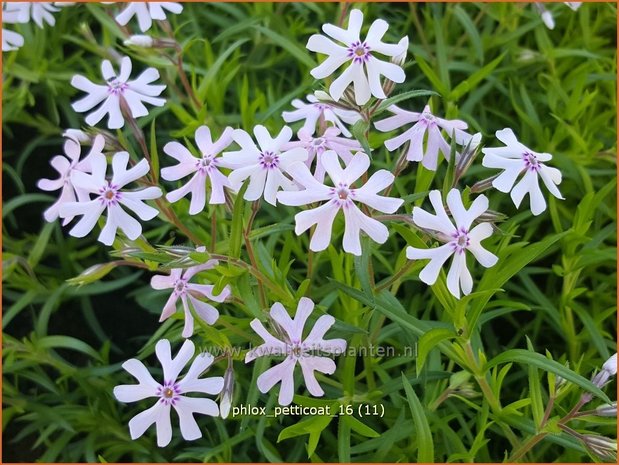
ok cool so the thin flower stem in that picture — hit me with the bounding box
[211,208,217,252]
[507,432,548,462]
[244,200,267,308]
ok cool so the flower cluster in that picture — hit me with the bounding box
[32,6,576,449]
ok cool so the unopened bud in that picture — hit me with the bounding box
[595,403,617,417]
[220,363,234,419]
[471,175,500,193]
[124,35,154,48]
[582,434,617,460]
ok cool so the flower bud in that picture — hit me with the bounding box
[220,363,234,419]
[582,434,617,460]
[595,402,617,417]
[124,35,154,48]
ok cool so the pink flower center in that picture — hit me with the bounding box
[98,182,121,206]
[331,182,354,206]
[174,279,187,295]
[107,78,128,95]
[157,381,181,405]
[197,155,216,173]
[259,151,279,169]
[310,137,327,154]
[523,152,540,172]
[313,103,330,111]
[348,41,371,63]
[286,340,305,359]
[451,228,470,254]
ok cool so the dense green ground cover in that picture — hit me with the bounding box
[2,2,617,462]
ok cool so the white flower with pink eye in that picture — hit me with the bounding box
[220,125,308,206]
[58,151,162,246]
[481,128,563,216]
[162,126,234,214]
[407,189,498,299]
[115,2,183,32]
[374,104,481,171]
[283,127,362,182]
[113,339,223,447]
[281,93,362,137]
[306,9,407,105]
[38,134,104,225]
[245,297,346,406]
[150,252,231,338]
[71,56,166,129]
[278,151,403,256]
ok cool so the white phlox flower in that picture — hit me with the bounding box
[281,93,362,137]
[37,134,105,225]
[115,2,183,32]
[481,128,563,216]
[374,104,481,171]
[245,297,347,406]
[306,9,408,105]
[220,125,308,206]
[71,56,166,129]
[406,189,498,299]
[278,151,403,256]
[113,339,223,447]
[59,151,162,245]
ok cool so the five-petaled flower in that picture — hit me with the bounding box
[481,128,563,216]
[374,104,481,171]
[59,151,162,245]
[306,9,408,105]
[113,339,223,447]
[71,56,166,129]
[221,125,308,206]
[281,93,362,137]
[150,252,231,338]
[245,297,346,406]
[115,2,183,32]
[278,151,403,256]
[283,127,362,182]
[162,126,234,214]
[38,134,104,225]
[406,189,498,299]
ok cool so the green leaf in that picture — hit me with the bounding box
[417,328,457,374]
[150,118,159,183]
[229,183,249,258]
[342,415,380,438]
[402,374,434,462]
[485,349,611,404]
[448,53,505,101]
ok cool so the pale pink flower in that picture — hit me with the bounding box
[115,2,183,32]
[113,339,223,447]
[406,189,498,299]
[71,56,166,129]
[59,151,162,246]
[150,252,231,338]
[374,104,481,171]
[306,9,407,105]
[245,297,346,406]
[281,93,362,137]
[38,134,104,225]
[220,125,308,206]
[162,126,234,213]
[283,127,362,182]
[278,151,403,256]
[481,128,563,216]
